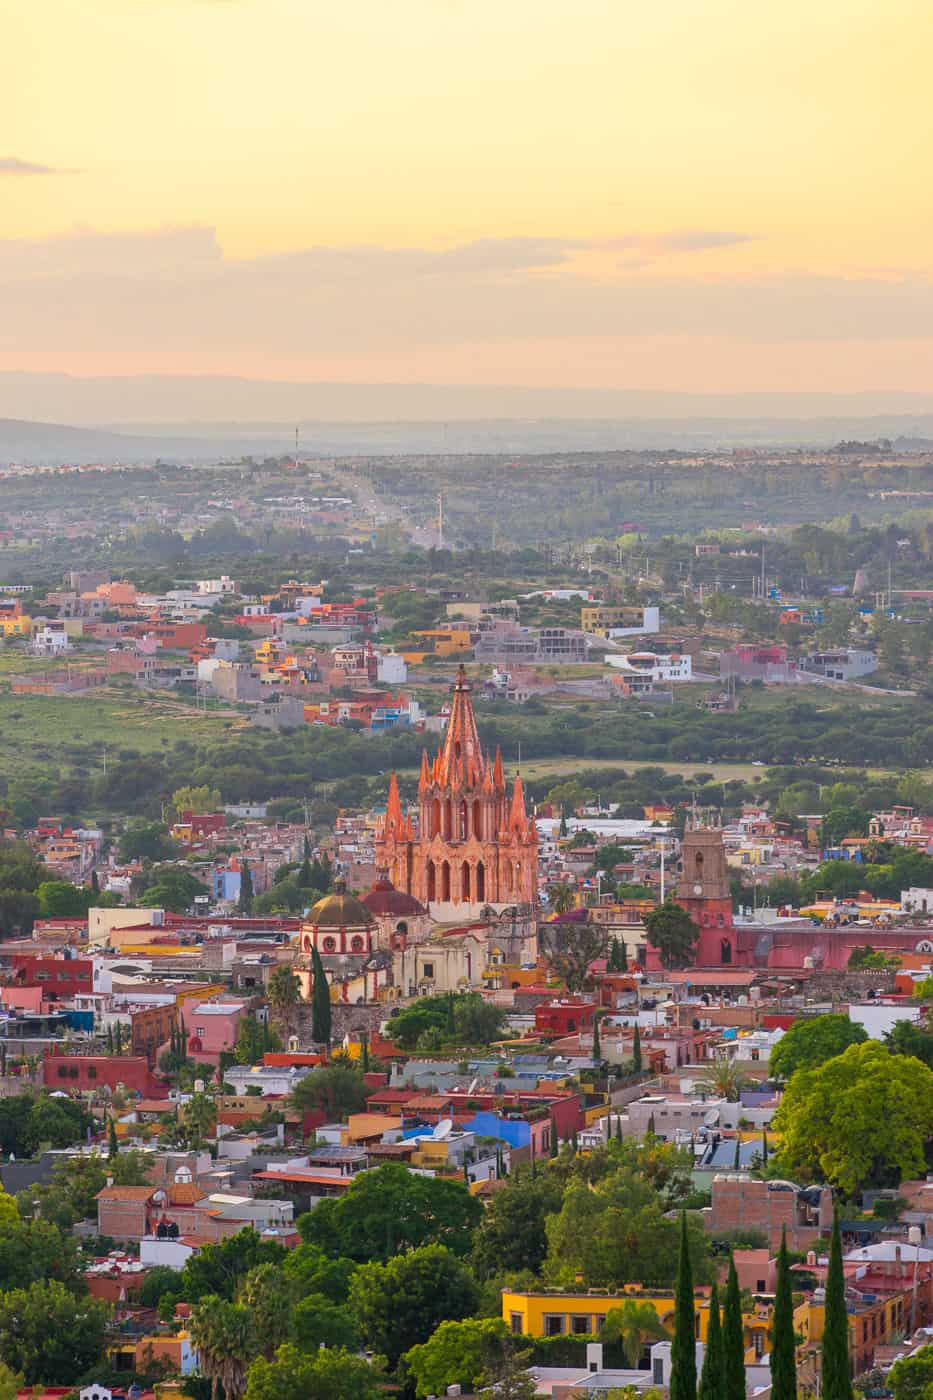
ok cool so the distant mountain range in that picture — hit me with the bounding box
[3,372,933,461]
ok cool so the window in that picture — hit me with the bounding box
[756,1279,766,1292]
[510,1313,523,1335]
[544,1315,564,1337]
[571,1315,591,1334]
[423,963,434,979]
[196,1027,205,1038]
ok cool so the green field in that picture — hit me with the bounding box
[0,685,238,778]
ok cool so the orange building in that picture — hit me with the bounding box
[376,665,537,908]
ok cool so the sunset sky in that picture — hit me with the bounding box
[3,0,932,396]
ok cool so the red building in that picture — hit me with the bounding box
[11,954,93,1000]
[131,621,207,649]
[534,998,598,1036]
[43,1051,168,1098]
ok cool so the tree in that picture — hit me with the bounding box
[310,944,331,1046]
[770,1229,797,1400]
[107,1116,118,1160]
[172,785,221,815]
[539,918,609,993]
[181,1228,286,1302]
[267,965,301,1040]
[632,1023,642,1074]
[593,1012,602,1061]
[141,865,205,913]
[118,821,177,863]
[697,1281,722,1400]
[182,1091,217,1148]
[236,1264,293,1360]
[644,899,698,969]
[238,860,254,914]
[470,1169,563,1279]
[290,1293,359,1352]
[188,1295,256,1400]
[0,1279,108,1383]
[822,1213,853,1400]
[721,1257,745,1400]
[349,1243,478,1367]
[244,1345,382,1400]
[292,1064,367,1125]
[300,1162,481,1262]
[601,1298,669,1367]
[770,1014,867,1080]
[404,1317,508,1399]
[548,882,576,914]
[884,1019,933,1068]
[773,1041,933,1195]
[476,1347,538,1400]
[544,1172,712,1290]
[36,880,92,918]
[698,1057,746,1103]
[888,1343,933,1400]
[669,1213,696,1400]
[608,937,628,972]
[234,1015,281,1066]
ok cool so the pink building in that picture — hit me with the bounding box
[180,1000,249,1065]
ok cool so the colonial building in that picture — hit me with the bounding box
[376,665,538,918]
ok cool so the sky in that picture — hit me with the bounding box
[2,0,933,400]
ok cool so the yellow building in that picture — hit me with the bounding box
[0,614,31,637]
[501,1287,771,1359]
[410,626,473,658]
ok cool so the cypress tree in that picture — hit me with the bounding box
[632,1023,642,1073]
[238,860,253,914]
[722,1256,746,1400]
[360,1034,370,1072]
[615,1115,622,1143]
[303,833,311,860]
[107,1116,119,1161]
[822,1211,853,1400]
[91,869,100,896]
[697,1280,722,1400]
[310,944,332,1047]
[733,1135,742,1170]
[669,1212,697,1400]
[549,1116,558,1157]
[762,1130,769,1165]
[571,1126,579,1153]
[107,1025,114,1055]
[298,856,313,888]
[770,1228,797,1400]
[647,1112,656,1137]
[592,1013,601,1061]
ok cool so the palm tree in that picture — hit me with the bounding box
[549,882,576,914]
[189,1296,256,1400]
[267,964,301,1040]
[600,1299,669,1367]
[698,1055,746,1102]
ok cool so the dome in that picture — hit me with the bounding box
[362,875,427,918]
[308,878,374,929]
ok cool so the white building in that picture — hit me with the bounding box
[32,623,71,656]
[606,605,661,638]
[376,650,408,684]
[605,651,693,688]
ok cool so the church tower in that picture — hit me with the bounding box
[675,825,737,965]
[376,666,538,913]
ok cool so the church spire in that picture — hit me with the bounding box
[418,749,431,793]
[384,772,403,833]
[436,664,485,788]
[492,745,505,792]
[509,773,528,832]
